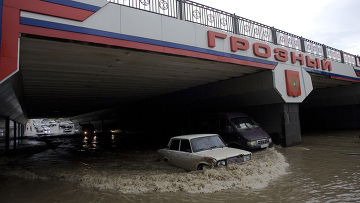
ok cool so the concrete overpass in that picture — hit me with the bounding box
[1,0,360,150]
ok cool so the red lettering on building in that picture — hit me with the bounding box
[274,48,288,62]
[206,30,332,71]
[290,52,304,65]
[305,56,317,68]
[253,43,271,58]
[321,59,332,71]
[230,36,249,52]
[207,31,227,48]
[315,58,320,69]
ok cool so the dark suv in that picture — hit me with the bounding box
[183,112,273,150]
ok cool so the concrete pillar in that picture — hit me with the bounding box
[5,117,9,151]
[244,103,301,147]
[13,121,16,149]
[283,103,301,147]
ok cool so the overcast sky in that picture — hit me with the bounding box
[193,0,360,56]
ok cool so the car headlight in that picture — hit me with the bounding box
[247,140,257,146]
[243,154,251,162]
[269,138,272,143]
[216,160,226,167]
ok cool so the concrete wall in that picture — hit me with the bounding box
[244,103,301,147]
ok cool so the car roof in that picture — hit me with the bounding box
[171,134,219,140]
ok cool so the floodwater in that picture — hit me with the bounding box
[0,130,359,203]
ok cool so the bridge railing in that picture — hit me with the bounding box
[182,0,234,33]
[235,16,273,43]
[275,29,302,51]
[303,38,324,58]
[326,46,342,63]
[343,51,356,66]
[107,0,179,18]
[106,0,360,68]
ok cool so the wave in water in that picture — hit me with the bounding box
[1,147,288,194]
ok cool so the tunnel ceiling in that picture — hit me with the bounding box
[18,35,355,118]
[19,35,266,118]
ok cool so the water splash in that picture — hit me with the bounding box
[1,147,288,193]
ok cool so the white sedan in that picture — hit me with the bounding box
[157,134,252,171]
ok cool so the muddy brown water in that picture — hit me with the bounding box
[0,130,359,202]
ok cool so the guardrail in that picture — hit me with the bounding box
[107,0,360,67]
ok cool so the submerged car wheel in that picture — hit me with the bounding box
[197,164,210,171]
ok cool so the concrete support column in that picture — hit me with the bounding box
[18,123,22,145]
[22,124,24,137]
[13,121,17,150]
[244,103,301,147]
[5,117,9,151]
[283,103,301,147]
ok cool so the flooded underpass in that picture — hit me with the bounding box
[0,130,359,202]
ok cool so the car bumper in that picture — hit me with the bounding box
[246,142,273,150]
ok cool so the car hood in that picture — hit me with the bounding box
[195,147,251,161]
[239,128,270,140]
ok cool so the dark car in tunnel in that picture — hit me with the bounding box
[182,112,273,150]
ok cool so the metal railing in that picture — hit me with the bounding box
[304,38,324,58]
[107,0,179,18]
[183,1,234,33]
[106,0,359,67]
[324,46,341,63]
[235,15,273,43]
[276,29,302,51]
[343,52,356,66]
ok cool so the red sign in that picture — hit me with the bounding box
[207,30,332,71]
[285,70,301,97]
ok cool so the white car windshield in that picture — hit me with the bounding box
[191,135,226,153]
[231,117,259,129]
